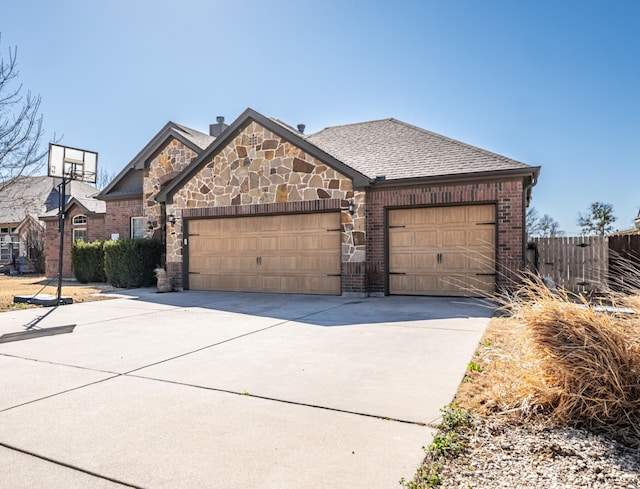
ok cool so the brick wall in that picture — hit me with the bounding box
[365,179,526,294]
[44,207,106,279]
[104,198,142,239]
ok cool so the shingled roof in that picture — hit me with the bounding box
[0,176,102,223]
[98,122,214,200]
[306,118,534,181]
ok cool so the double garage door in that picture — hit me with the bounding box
[187,213,341,295]
[388,205,496,296]
[186,205,496,297]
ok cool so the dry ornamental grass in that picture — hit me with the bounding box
[468,277,640,448]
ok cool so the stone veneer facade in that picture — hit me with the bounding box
[166,122,366,288]
[144,139,199,237]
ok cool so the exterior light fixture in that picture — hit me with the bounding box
[147,220,154,231]
[342,201,355,216]
[168,214,177,225]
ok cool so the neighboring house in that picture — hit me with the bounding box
[0,176,100,274]
[39,182,106,278]
[99,108,540,297]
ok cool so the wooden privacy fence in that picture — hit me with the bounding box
[528,236,609,293]
[608,234,640,292]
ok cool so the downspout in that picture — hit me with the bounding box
[522,171,538,273]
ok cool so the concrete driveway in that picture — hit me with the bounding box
[0,290,493,488]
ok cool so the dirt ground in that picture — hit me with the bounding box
[0,275,116,312]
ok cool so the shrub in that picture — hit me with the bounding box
[501,276,640,447]
[103,238,162,288]
[71,240,106,283]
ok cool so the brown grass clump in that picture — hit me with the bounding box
[484,277,640,447]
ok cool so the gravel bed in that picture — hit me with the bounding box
[436,417,640,489]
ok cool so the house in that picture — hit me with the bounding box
[99,108,540,297]
[40,183,106,278]
[0,176,100,274]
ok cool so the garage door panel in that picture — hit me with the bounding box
[389,231,413,248]
[279,236,298,251]
[441,230,466,246]
[468,205,495,223]
[188,213,340,295]
[389,205,496,297]
[389,252,412,271]
[414,230,437,247]
[413,207,438,225]
[442,207,467,224]
[469,227,495,246]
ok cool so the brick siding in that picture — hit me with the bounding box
[365,179,525,295]
[44,207,105,279]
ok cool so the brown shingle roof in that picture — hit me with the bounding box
[306,118,533,180]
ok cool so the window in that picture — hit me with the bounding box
[1,235,18,261]
[73,229,87,242]
[73,215,87,225]
[131,217,145,239]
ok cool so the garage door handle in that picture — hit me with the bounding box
[256,256,262,266]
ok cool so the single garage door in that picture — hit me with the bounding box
[388,204,496,296]
[187,213,341,295]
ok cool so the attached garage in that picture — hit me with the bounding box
[388,204,496,296]
[186,212,341,295]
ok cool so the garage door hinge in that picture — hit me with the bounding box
[388,225,406,229]
[326,274,341,277]
[389,272,406,275]
[189,233,200,236]
[476,222,496,225]
[189,272,201,275]
[326,228,341,232]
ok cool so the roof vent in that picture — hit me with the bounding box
[216,116,225,124]
[297,124,305,134]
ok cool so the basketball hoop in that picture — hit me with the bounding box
[48,143,98,183]
[48,143,99,304]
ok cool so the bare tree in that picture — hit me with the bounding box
[538,214,564,237]
[577,202,617,236]
[0,34,49,192]
[96,166,116,190]
[527,207,563,237]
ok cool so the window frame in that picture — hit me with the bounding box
[131,216,145,239]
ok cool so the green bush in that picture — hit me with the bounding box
[71,240,106,283]
[103,238,162,288]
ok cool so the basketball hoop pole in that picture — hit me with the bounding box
[56,176,68,304]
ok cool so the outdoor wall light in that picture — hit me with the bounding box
[168,214,177,225]
[342,201,355,216]
[147,220,154,231]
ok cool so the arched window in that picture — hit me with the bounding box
[72,215,87,242]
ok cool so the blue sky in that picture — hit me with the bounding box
[3,1,639,234]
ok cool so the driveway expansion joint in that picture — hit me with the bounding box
[0,442,145,488]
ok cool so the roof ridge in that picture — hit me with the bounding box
[388,118,527,166]
[312,117,395,134]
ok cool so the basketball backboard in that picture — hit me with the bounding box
[48,143,98,183]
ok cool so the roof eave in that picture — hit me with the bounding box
[367,166,541,190]
[97,122,207,199]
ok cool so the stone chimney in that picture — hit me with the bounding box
[209,116,228,137]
